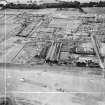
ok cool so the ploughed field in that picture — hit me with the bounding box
[0,8,105,105]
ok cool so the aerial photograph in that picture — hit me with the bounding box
[0,0,105,105]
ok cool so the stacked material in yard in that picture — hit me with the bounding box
[39,44,51,59]
[75,42,95,55]
[45,42,62,62]
[76,55,100,68]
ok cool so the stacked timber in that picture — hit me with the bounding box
[45,42,62,62]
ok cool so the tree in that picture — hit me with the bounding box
[73,1,80,7]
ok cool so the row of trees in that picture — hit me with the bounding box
[3,1,80,9]
[81,1,105,7]
[1,1,105,9]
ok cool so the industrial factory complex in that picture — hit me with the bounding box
[0,1,105,105]
[1,9,105,69]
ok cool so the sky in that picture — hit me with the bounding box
[2,0,105,3]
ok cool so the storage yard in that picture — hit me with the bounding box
[0,8,105,105]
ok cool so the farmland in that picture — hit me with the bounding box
[0,8,105,105]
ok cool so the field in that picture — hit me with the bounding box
[0,8,105,105]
